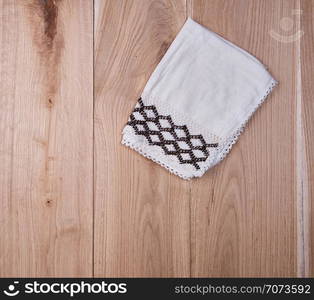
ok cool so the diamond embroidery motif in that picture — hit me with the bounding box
[127,98,219,170]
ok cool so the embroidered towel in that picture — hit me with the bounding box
[122,18,277,179]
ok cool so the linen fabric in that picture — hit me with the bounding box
[122,18,277,179]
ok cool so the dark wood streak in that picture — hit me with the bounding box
[26,0,65,104]
[157,41,170,61]
[39,0,59,48]
[25,0,64,203]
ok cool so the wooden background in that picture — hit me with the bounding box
[0,0,313,277]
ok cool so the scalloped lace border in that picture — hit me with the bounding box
[121,137,193,179]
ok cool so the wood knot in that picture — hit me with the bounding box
[46,199,53,206]
[47,98,54,108]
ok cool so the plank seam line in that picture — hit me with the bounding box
[92,0,95,278]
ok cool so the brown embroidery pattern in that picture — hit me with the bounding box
[127,98,218,170]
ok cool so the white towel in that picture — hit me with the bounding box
[122,18,277,179]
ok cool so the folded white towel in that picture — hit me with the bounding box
[122,18,277,179]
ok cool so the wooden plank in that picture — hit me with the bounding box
[0,0,93,277]
[300,0,314,277]
[94,0,190,277]
[188,0,297,276]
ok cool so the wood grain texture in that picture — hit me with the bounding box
[0,0,93,277]
[94,0,190,277]
[0,0,313,278]
[300,0,314,277]
[188,0,297,277]
[94,0,312,277]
